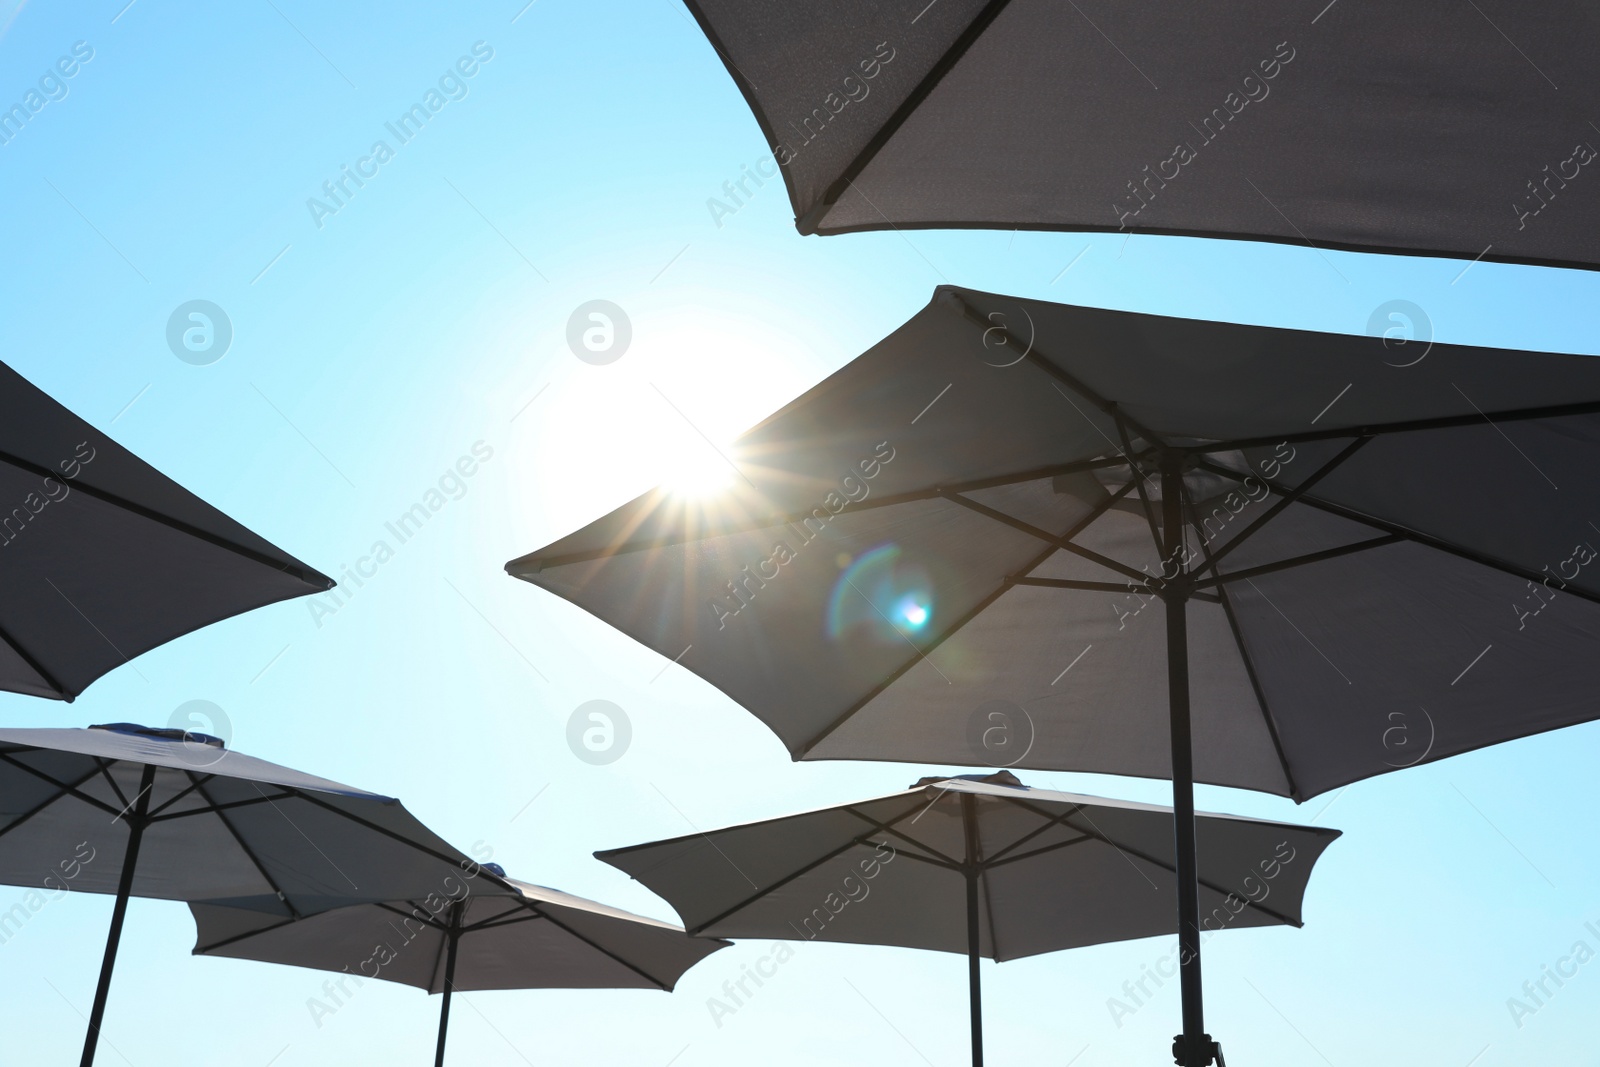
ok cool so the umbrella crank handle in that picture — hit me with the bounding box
[1171,1033,1221,1067]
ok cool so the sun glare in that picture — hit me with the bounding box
[662,442,738,498]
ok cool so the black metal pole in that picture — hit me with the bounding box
[1162,459,1213,1067]
[435,902,463,1067]
[80,763,156,1067]
[961,792,983,1067]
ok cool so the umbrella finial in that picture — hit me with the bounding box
[910,770,1024,790]
[88,722,225,749]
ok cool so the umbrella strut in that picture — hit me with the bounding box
[80,763,156,1067]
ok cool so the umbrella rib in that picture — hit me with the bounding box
[1197,457,1600,607]
[1194,535,1403,589]
[456,897,529,933]
[796,482,1137,757]
[93,756,130,810]
[0,752,121,817]
[1117,418,1166,557]
[376,900,447,931]
[1010,577,1131,592]
[146,773,212,817]
[684,837,866,934]
[983,833,1097,869]
[1214,584,1300,800]
[146,791,298,822]
[463,911,543,933]
[942,491,1149,583]
[981,803,1089,864]
[192,915,301,954]
[795,539,1061,758]
[795,0,1019,233]
[1181,489,1301,801]
[936,290,1169,448]
[522,902,674,990]
[1002,796,1302,927]
[691,836,891,935]
[285,790,510,891]
[877,848,958,874]
[839,806,963,869]
[0,617,67,698]
[185,773,303,919]
[510,457,1132,572]
[1180,398,1600,456]
[1014,576,1222,604]
[0,764,105,842]
[1192,436,1372,575]
[686,799,939,934]
[0,447,332,589]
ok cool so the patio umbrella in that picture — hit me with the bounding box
[189,866,731,1066]
[683,0,1600,271]
[508,285,1600,1063]
[0,359,329,700]
[0,722,512,1067]
[598,771,1340,1066]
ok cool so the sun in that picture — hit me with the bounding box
[662,441,738,498]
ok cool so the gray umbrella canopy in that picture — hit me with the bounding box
[509,285,1600,803]
[510,284,1600,1062]
[0,723,507,1066]
[0,361,330,701]
[191,872,730,1066]
[599,772,1339,1065]
[685,0,1600,271]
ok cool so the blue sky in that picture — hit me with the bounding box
[1,1,1599,1064]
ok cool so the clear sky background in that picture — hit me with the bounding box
[2,1,1599,1065]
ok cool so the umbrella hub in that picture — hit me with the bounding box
[1090,448,1240,507]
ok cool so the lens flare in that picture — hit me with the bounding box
[826,544,934,644]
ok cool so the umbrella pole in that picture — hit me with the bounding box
[966,871,983,1067]
[1162,460,1214,1067]
[961,791,983,1067]
[434,902,463,1067]
[80,763,156,1067]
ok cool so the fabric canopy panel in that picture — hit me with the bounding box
[191,877,728,993]
[599,774,1339,960]
[510,285,1600,801]
[0,725,497,915]
[0,361,329,700]
[685,0,1600,269]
